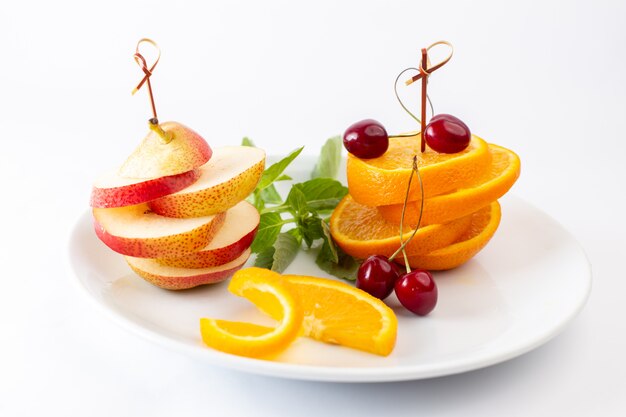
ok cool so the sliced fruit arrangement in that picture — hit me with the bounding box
[90,39,263,289]
[324,40,520,322]
[88,39,521,362]
[200,267,397,358]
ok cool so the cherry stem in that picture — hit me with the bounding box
[420,48,428,153]
[392,67,435,136]
[389,156,425,273]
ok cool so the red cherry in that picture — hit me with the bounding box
[356,255,400,300]
[424,114,471,154]
[394,270,438,316]
[343,119,389,159]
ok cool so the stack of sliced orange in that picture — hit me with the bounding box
[331,133,519,270]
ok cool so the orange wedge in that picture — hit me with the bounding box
[235,267,398,356]
[347,134,492,207]
[284,274,397,356]
[199,272,302,358]
[400,201,501,270]
[329,194,473,259]
[378,144,520,226]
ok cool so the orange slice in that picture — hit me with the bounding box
[347,134,492,207]
[199,272,302,358]
[400,201,502,270]
[284,274,397,356]
[234,267,398,356]
[378,144,520,226]
[329,194,473,259]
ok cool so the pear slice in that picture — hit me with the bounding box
[156,201,259,268]
[118,121,212,179]
[149,146,265,217]
[90,169,200,208]
[93,204,225,258]
[126,249,251,290]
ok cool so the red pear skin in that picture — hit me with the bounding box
[90,169,200,208]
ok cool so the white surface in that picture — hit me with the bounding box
[70,180,590,382]
[1,0,625,415]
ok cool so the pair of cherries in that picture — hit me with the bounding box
[357,255,437,316]
[343,114,471,159]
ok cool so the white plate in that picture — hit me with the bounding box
[68,162,591,383]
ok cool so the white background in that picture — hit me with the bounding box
[1,0,625,415]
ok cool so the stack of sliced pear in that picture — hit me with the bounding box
[91,121,265,289]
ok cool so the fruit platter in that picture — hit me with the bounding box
[68,39,591,382]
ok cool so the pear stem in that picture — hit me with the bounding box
[149,118,173,143]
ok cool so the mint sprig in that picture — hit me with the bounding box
[244,137,359,280]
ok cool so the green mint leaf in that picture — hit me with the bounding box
[307,198,345,212]
[287,227,302,241]
[254,246,275,269]
[285,185,308,217]
[316,241,359,281]
[260,184,282,204]
[297,178,348,202]
[271,232,301,273]
[289,178,348,213]
[241,137,255,147]
[315,220,359,280]
[257,147,304,190]
[250,212,284,253]
[300,215,324,248]
[316,246,360,281]
[311,136,342,179]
